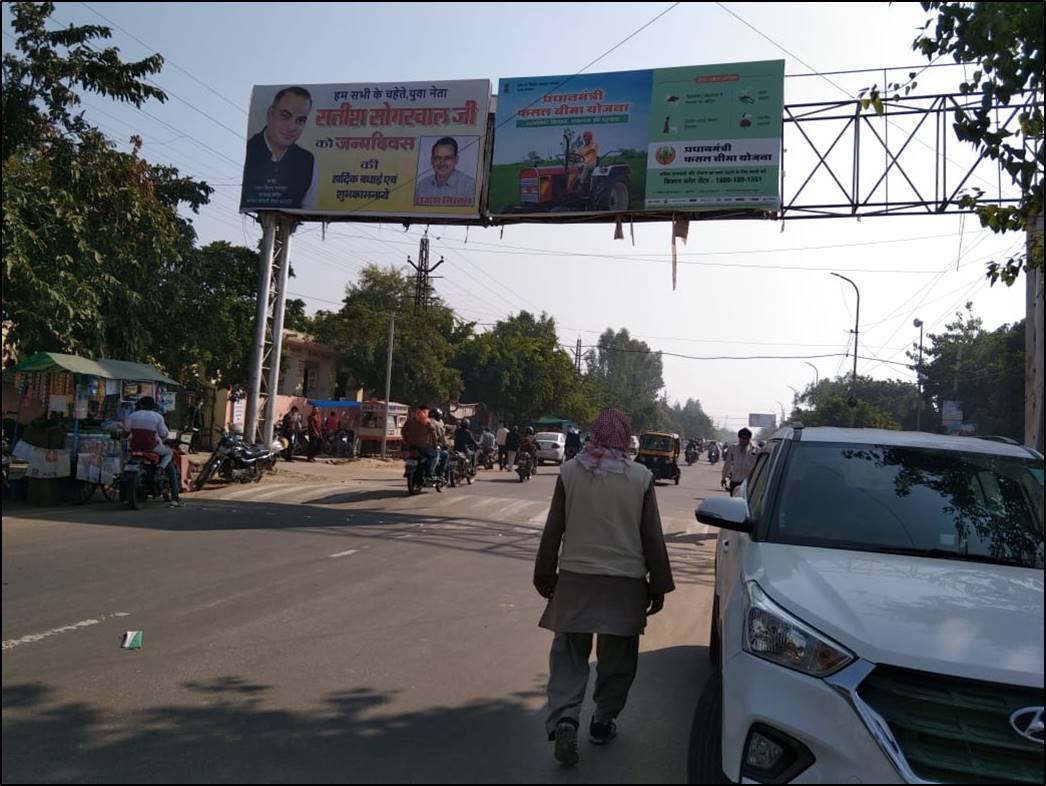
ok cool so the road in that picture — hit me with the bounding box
[2,458,724,783]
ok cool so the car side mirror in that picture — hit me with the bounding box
[695,496,753,533]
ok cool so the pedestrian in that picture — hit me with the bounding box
[533,408,674,766]
[280,406,301,461]
[307,407,323,462]
[496,421,509,470]
[721,427,758,496]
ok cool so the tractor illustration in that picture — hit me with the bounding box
[511,129,632,213]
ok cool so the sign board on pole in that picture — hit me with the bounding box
[942,400,963,426]
[489,60,784,218]
[748,413,776,429]
[240,80,491,219]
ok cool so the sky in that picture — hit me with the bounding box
[2,2,1031,430]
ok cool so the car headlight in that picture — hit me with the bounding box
[743,581,853,678]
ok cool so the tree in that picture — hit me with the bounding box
[283,298,310,332]
[309,265,465,406]
[918,305,1025,439]
[455,311,586,424]
[584,328,666,432]
[2,2,212,362]
[670,398,716,439]
[864,2,1044,284]
[794,375,922,430]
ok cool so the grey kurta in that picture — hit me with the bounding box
[534,476,675,637]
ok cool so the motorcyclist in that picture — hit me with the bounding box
[125,396,181,508]
[429,407,451,481]
[565,427,581,458]
[519,426,539,468]
[400,404,439,480]
[707,441,720,463]
[454,418,480,471]
[280,406,301,462]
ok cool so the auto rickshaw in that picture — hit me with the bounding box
[635,431,681,484]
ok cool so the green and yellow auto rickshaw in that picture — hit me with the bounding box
[635,431,681,484]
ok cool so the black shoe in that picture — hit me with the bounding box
[553,719,579,765]
[589,718,617,745]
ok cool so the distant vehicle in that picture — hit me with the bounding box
[534,432,566,465]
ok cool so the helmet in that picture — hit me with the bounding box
[432,408,444,421]
[461,419,470,430]
[526,426,535,435]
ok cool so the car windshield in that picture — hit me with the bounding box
[641,435,673,452]
[768,442,1044,569]
[535,433,562,443]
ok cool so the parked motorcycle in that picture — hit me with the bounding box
[121,439,184,509]
[516,450,534,482]
[404,448,445,495]
[191,428,279,491]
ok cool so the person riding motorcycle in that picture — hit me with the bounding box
[429,407,451,481]
[565,427,582,458]
[125,396,182,508]
[401,404,440,480]
[453,418,480,472]
[519,427,539,464]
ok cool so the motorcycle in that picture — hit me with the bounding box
[565,444,579,461]
[404,448,445,495]
[449,450,476,487]
[708,449,720,466]
[478,445,496,470]
[516,450,534,482]
[685,446,699,466]
[191,429,280,491]
[121,439,185,509]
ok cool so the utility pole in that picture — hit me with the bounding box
[574,337,582,374]
[1027,213,1044,452]
[381,314,394,459]
[407,234,444,311]
[914,318,924,431]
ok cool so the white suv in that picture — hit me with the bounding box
[691,426,1044,784]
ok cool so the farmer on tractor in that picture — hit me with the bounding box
[571,130,598,192]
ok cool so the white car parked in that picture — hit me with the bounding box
[691,426,1044,784]
[534,432,566,465]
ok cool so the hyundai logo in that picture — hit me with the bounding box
[1009,707,1044,745]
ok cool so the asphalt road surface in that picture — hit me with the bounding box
[3,458,726,783]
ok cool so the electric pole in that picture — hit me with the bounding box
[407,234,444,311]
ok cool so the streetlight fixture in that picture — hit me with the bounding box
[914,318,924,431]
[830,272,860,404]
[804,361,819,388]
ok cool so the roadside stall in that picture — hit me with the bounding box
[355,400,408,456]
[3,352,180,505]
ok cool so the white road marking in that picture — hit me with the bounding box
[328,549,359,558]
[3,612,130,651]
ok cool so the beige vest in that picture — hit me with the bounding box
[559,458,653,579]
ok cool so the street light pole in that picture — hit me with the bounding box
[830,272,860,400]
[914,318,924,431]
[804,361,819,388]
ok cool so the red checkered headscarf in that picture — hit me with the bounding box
[590,409,631,451]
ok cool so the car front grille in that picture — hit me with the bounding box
[857,664,1044,783]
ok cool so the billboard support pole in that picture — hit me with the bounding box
[262,217,295,446]
[381,314,395,460]
[245,214,277,442]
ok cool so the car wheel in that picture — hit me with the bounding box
[709,596,722,672]
[687,675,731,784]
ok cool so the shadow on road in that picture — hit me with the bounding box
[2,645,710,784]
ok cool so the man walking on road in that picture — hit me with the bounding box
[722,427,758,496]
[533,408,674,767]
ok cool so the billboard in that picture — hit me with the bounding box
[489,60,784,218]
[240,80,491,219]
[748,413,777,429]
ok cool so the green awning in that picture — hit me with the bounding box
[6,352,179,386]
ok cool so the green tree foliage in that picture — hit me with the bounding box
[584,328,666,432]
[455,311,585,425]
[309,265,464,406]
[864,2,1043,284]
[669,398,716,439]
[918,306,1025,439]
[793,375,919,430]
[2,2,212,362]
